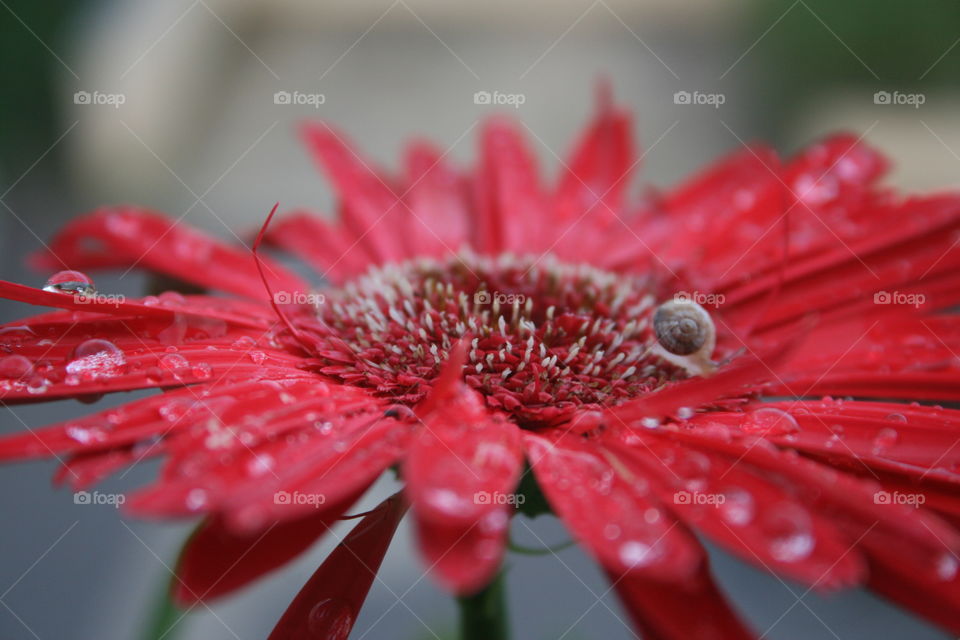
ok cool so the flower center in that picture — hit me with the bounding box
[308,252,702,427]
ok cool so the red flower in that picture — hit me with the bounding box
[2,91,960,639]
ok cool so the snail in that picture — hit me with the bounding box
[651,298,717,376]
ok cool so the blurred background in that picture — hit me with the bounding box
[2,0,960,638]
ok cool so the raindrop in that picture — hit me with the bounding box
[159,353,189,373]
[66,339,126,377]
[0,355,33,379]
[306,598,354,639]
[43,270,96,296]
[603,524,621,540]
[936,553,959,581]
[185,488,208,511]
[741,408,799,436]
[717,488,753,526]
[619,541,656,568]
[872,428,899,454]
[762,504,814,563]
[885,412,908,424]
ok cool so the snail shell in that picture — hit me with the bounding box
[653,299,714,356]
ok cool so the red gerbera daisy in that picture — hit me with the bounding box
[2,90,960,640]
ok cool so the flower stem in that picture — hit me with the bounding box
[457,571,510,640]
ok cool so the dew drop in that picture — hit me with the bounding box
[307,598,354,639]
[185,488,208,511]
[885,412,907,424]
[719,487,755,526]
[0,355,33,379]
[936,553,959,581]
[66,339,126,377]
[43,270,96,296]
[159,353,189,373]
[872,427,899,454]
[619,541,656,568]
[603,524,621,540]
[762,504,814,563]
[741,407,800,436]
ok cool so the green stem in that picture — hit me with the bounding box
[457,571,510,640]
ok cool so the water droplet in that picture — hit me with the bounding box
[159,353,189,373]
[936,553,958,581]
[762,504,814,563]
[43,270,95,296]
[248,351,267,365]
[742,408,799,436]
[675,406,695,420]
[719,487,755,526]
[885,412,907,424]
[307,598,354,638]
[185,488,208,510]
[0,355,33,379]
[872,427,899,454]
[246,454,274,476]
[191,363,212,379]
[619,540,656,568]
[233,336,257,349]
[157,291,186,306]
[66,339,126,377]
[603,524,621,540]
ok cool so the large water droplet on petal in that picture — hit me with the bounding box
[307,598,354,639]
[762,504,814,563]
[159,353,189,374]
[0,355,33,379]
[936,553,959,581]
[43,270,96,296]
[741,408,800,436]
[66,339,126,377]
[719,487,755,526]
[872,427,899,454]
[619,540,658,568]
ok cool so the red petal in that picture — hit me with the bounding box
[267,494,405,640]
[524,431,700,580]
[405,352,523,594]
[610,560,756,640]
[552,88,635,262]
[401,142,470,260]
[473,118,548,255]
[174,490,364,605]
[300,123,406,264]
[30,208,309,301]
[602,429,865,589]
[263,211,374,284]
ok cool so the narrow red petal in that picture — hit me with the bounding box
[31,208,309,301]
[405,351,523,594]
[267,494,405,640]
[524,431,700,580]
